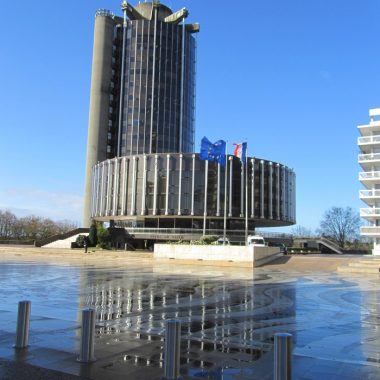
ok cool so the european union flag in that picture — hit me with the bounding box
[199,137,226,166]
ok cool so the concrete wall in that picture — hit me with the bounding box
[42,233,88,249]
[154,244,281,267]
[83,14,115,227]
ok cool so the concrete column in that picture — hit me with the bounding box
[282,166,286,220]
[191,154,195,216]
[91,165,98,217]
[112,158,119,216]
[121,157,127,215]
[269,162,273,219]
[141,155,147,215]
[286,168,290,220]
[130,156,137,215]
[153,155,158,215]
[178,154,183,215]
[83,14,115,227]
[276,164,280,220]
[293,172,296,223]
[106,160,112,215]
[260,160,265,218]
[251,158,255,218]
[99,162,106,217]
[90,166,96,218]
[165,155,170,215]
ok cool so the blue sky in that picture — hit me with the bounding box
[1,0,379,231]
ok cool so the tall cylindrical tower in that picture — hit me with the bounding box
[83,3,198,227]
[83,11,116,227]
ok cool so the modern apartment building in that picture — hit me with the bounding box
[358,108,380,255]
[83,1,296,245]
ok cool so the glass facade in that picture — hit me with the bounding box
[86,3,296,231]
[107,16,196,158]
[91,154,296,229]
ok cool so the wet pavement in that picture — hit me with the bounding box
[0,259,380,379]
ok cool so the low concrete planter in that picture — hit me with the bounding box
[154,244,281,267]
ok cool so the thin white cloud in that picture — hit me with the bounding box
[0,188,82,223]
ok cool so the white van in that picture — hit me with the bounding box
[247,235,266,247]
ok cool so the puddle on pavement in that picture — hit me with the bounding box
[7,262,375,376]
[88,275,291,373]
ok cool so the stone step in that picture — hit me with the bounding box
[337,266,380,274]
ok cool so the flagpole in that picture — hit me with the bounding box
[203,160,208,236]
[223,143,228,245]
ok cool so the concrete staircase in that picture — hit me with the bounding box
[337,258,380,274]
[293,237,343,254]
[37,228,89,249]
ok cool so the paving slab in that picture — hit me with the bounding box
[0,247,379,379]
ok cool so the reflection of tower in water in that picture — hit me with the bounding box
[78,273,296,369]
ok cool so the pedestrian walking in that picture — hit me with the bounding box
[84,236,89,253]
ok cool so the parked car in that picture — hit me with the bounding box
[247,235,266,247]
[215,237,230,245]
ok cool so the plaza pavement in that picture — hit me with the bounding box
[0,246,379,379]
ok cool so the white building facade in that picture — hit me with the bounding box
[358,108,380,255]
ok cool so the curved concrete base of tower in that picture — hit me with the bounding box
[89,153,296,243]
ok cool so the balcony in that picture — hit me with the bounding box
[360,208,380,219]
[358,153,380,169]
[360,226,380,236]
[359,171,380,187]
[360,189,380,205]
[358,120,380,136]
[358,136,380,154]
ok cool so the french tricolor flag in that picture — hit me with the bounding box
[233,142,247,163]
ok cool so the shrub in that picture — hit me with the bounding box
[199,235,219,245]
[88,222,98,246]
[288,247,319,254]
[97,224,110,249]
[75,235,86,248]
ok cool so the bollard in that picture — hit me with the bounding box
[164,319,181,380]
[77,308,96,363]
[274,332,292,380]
[14,300,31,348]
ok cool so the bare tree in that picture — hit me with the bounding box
[55,220,78,234]
[0,210,17,238]
[0,210,78,241]
[318,206,360,248]
[291,225,313,237]
[19,215,43,240]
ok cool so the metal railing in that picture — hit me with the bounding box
[95,9,115,18]
[360,189,380,198]
[360,208,380,217]
[361,226,380,235]
[124,227,293,239]
[358,153,380,162]
[358,135,380,145]
[359,171,380,180]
